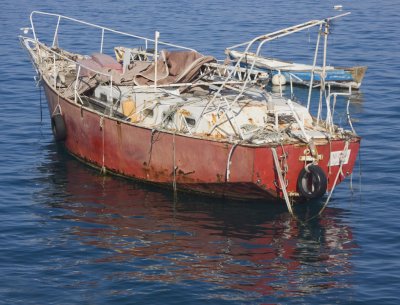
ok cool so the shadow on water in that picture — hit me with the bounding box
[35,143,358,299]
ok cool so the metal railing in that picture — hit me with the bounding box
[213,13,354,141]
[23,11,356,142]
[21,37,114,106]
[29,11,196,54]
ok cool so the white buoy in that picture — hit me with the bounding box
[272,74,287,86]
[334,5,343,11]
[20,27,31,34]
[271,84,286,93]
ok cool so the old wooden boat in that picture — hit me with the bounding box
[226,13,367,89]
[20,12,360,210]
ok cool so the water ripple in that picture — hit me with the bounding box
[1,0,400,304]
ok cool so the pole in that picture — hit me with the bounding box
[154,31,160,92]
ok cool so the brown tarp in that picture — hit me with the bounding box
[114,50,216,85]
[63,50,215,97]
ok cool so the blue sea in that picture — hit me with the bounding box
[1,0,400,304]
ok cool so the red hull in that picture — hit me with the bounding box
[43,83,360,201]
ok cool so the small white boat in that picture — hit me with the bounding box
[226,13,367,89]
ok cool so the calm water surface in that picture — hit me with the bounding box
[1,0,400,304]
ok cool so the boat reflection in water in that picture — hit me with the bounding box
[43,152,357,298]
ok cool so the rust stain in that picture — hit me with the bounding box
[178,109,191,116]
[211,113,217,125]
[213,131,226,139]
[116,121,122,146]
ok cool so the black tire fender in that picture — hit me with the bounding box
[51,113,67,142]
[297,164,328,199]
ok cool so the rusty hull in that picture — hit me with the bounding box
[43,82,360,201]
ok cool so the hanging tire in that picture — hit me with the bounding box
[297,165,327,199]
[51,113,67,142]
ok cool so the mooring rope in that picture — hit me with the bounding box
[316,140,350,217]
[172,132,178,200]
[226,142,239,182]
[271,147,294,217]
[100,115,106,174]
[272,139,351,222]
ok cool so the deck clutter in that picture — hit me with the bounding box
[20,11,361,214]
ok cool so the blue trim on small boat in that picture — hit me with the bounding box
[271,70,354,82]
[234,58,356,84]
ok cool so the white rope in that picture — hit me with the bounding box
[52,92,62,116]
[100,115,106,174]
[172,132,177,194]
[226,142,239,182]
[286,99,311,142]
[271,147,294,216]
[316,140,350,217]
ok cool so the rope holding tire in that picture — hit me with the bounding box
[51,113,67,141]
[297,164,327,199]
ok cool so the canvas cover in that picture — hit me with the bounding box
[66,50,215,97]
[109,50,216,86]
